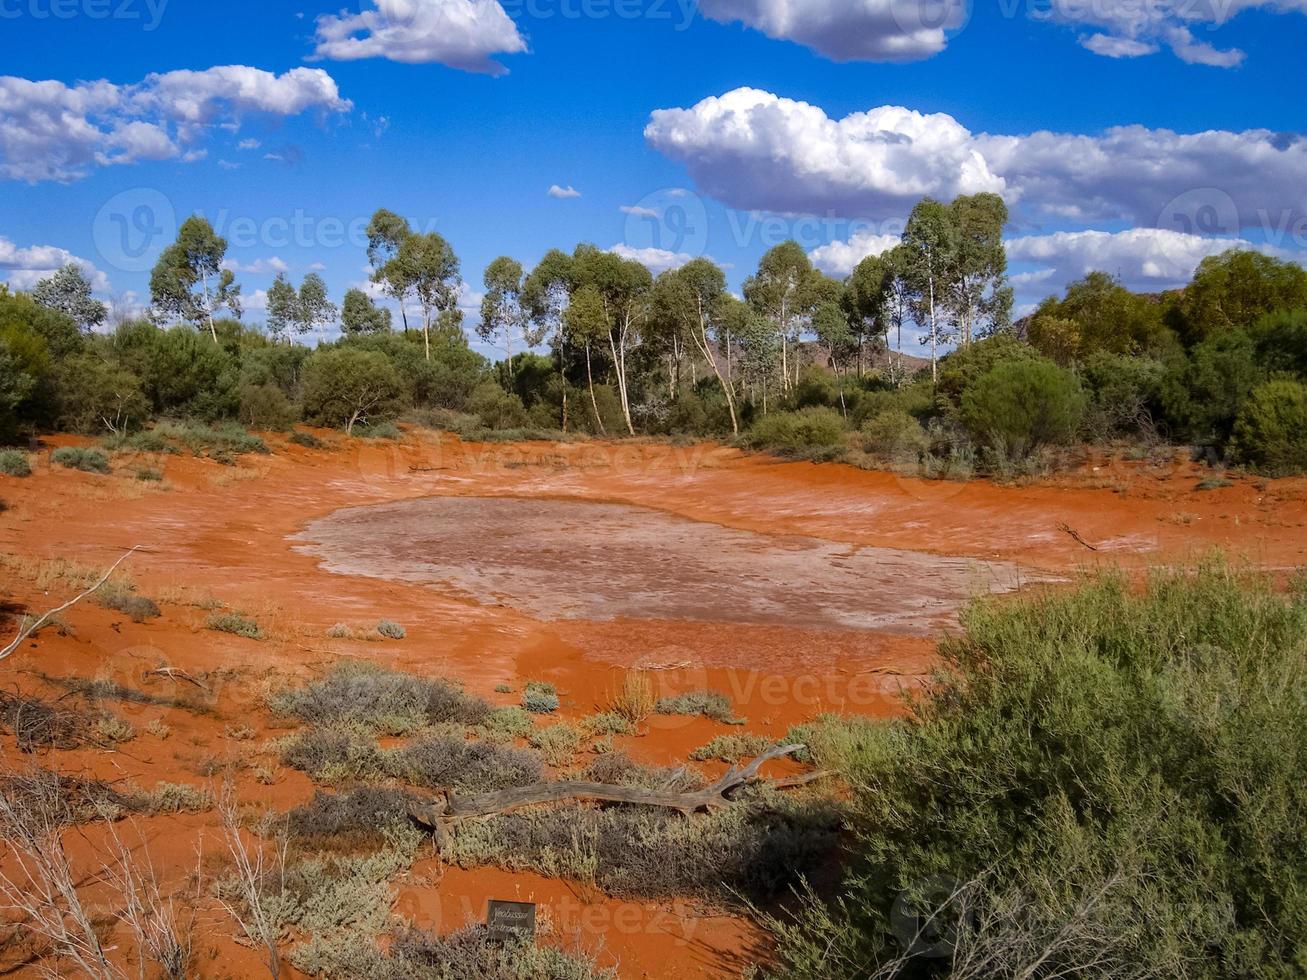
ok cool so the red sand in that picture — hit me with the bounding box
[1,429,1304,977]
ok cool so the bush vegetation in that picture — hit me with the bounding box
[51,446,110,473]
[4,221,1307,478]
[0,449,31,477]
[767,559,1307,978]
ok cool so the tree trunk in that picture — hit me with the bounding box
[584,342,606,436]
[692,299,738,436]
[608,328,635,436]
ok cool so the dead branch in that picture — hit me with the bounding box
[1,547,142,663]
[409,744,809,845]
[143,666,210,694]
[1057,523,1099,552]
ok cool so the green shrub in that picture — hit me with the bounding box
[655,690,741,724]
[289,430,324,449]
[1229,379,1307,476]
[51,446,110,473]
[479,706,535,741]
[959,358,1086,462]
[769,560,1307,978]
[528,724,581,766]
[689,733,770,763]
[522,681,559,715]
[389,734,543,792]
[134,466,163,482]
[301,348,405,435]
[238,382,297,431]
[354,421,402,440]
[95,580,161,622]
[267,662,489,735]
[859,409,929,462]
[376,619,406,640]
[467,382,530,431]
[0,449,31,477]
[280,726,388,783]
[143,781,213,813]
[744,407,846,453]
[205,612,262,639]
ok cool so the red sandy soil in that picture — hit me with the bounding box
[1,430,1304,978]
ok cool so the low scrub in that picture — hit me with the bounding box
[268,662,490,735]
[94,579,161,622]
[51,446,110,474]
[768,559,1307,978]
[375,619,406,640]
[744,407,846,454]
[689,733,771,763]
[521,680,559,715]
[292,924,615,980]
[445,788,841,901]
[1229,378,1307,476]
[606,672,654,725]
[0,449,32,477]
[287,787,423,850]
[206,611,262,639]
[390,734,543,793]
[656,690,742,724]
[528,724,582,766]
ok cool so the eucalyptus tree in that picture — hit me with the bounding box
[571,245,652,436]
[265,272,338,342]
[946,192,1012,345]
[366,208,414,333]
[658,259,737,434]
[814,295,858,416]
[31,264,107,332]
[479,257,528,372]
[340,288,392,334]
[563,285,610,434]
[148,216,241,342]
[393,232,461,361]
[845,253,893,377]
[735,303,782,413]
[901,198,958,383]
[744,241,816,394]
[523,249,576,430]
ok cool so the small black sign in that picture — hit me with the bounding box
[487,900,537,943]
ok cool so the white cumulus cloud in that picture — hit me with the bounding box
[312,0,527,76]
[698,0,966,62]
[608,244,698,274]
[0,66,351,183]
[0,236,111,292]
[548,184,582,199]
[809,231,902,276]
[647,88,1307,231]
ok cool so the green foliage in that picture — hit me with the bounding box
[205,612,262,639]
[770,561,1307,978]
[238,382,297,431]
[528,723,582,765]
[0,449,31,477]
[689,733,770,763]
[1159,331,1262,446]
[267,662,489,735]
[51,446,111,474]
[745,407,846,452]
[54,352,150,434]
[301,348,405,434]
[860,409,930,461]
[466,381,529,430]
[959,358,1086,462]
[1173,250,1307,345]
[522,680,560,715]
[1229,379,1307,476]
[1249,308,1307,377]
[655,690,741,724]
[1080,351,1166,441]
[1028,271,1171,360]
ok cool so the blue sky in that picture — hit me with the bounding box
[2,0,1305,354]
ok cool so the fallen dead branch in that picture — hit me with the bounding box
[144,666,211,694]
[409,743,810,848]
[1057,522,1099,552]
[1,547,141,663]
